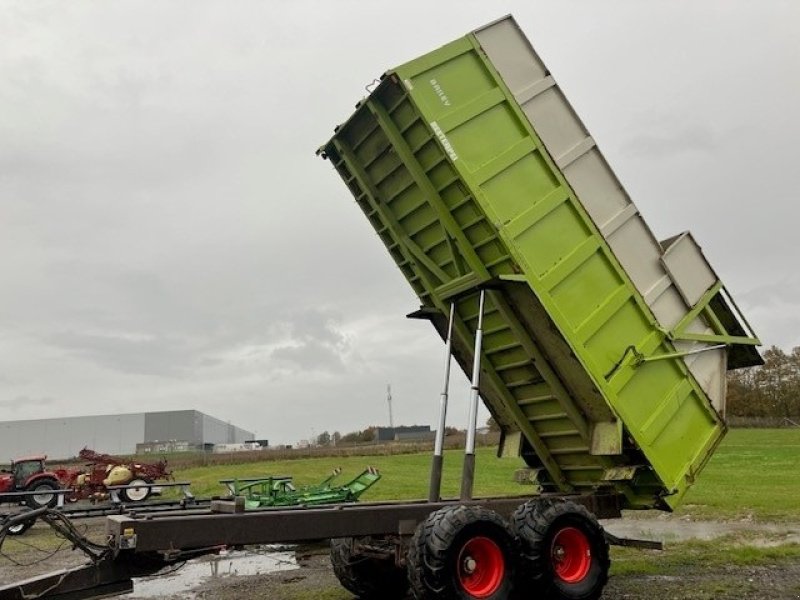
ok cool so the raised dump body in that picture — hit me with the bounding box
[320,15,761,510]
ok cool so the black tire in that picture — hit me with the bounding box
[511,499,609,600]
[25,479,59,509]
[329,537,408,599]
[4,512,36,536]
[407,505,518,600]
[121,479,151,503]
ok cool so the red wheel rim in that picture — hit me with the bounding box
[457,536,506,598]
[551,526,591,583]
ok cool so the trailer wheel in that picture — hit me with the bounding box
[3,511,36,536]
[25,480,59,509]
[122,479,151,503]
[511,499,609,600]
[329,537,408,599]
[6,519,35,535]
[407,505,517,600]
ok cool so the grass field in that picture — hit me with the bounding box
[174,428,800,521]
[676,428,800,520]
[178,446,527,501]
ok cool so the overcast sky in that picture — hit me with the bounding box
[1,1,798,445]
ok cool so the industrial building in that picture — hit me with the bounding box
[0,410,254,461]
[375,425,434,443]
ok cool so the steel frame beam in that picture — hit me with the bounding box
[106,494,621,553]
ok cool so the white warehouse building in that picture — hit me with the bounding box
[0,410,254,461]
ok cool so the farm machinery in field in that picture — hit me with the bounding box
[0,449,173,534]
[1,465,381,538]
[54,447,173,503]
[1,448,172,508]
[0,455,61,510]
[230,467,382,509]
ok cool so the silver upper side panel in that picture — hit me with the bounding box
[473,16,726,410]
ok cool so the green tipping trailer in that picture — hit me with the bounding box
[320,15,761,512]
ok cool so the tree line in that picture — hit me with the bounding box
[314,428,375,446]
[315,426,463,447]
[727,345,800,420]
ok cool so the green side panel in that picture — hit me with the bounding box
[321,23,733,510]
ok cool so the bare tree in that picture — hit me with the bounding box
[727,345,800,419]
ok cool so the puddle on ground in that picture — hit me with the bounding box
[602,517,800,543]
[127,548,299,599]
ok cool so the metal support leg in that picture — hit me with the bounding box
[461,290,486,501]
[429,302,456,502]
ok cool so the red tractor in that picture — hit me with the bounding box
[0,455,61,509]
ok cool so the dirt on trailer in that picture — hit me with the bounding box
[2,517,800,600]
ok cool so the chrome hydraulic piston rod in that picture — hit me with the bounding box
[429,302,455,502]
[460,290,485,501]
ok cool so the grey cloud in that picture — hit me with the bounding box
[47,330,198,377]
[739,278,800,310]
[280,310,348,348]
[271,342,346,372]
[620,125,719,159]
[270,310,352,372]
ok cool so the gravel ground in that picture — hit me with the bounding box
[2,518,799,599]
[603,564,800,600]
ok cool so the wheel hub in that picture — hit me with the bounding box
[457,536,505,598]
[462,556,477,574]
[551,526,591,584]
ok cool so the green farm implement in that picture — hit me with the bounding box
[230,467,381,509]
